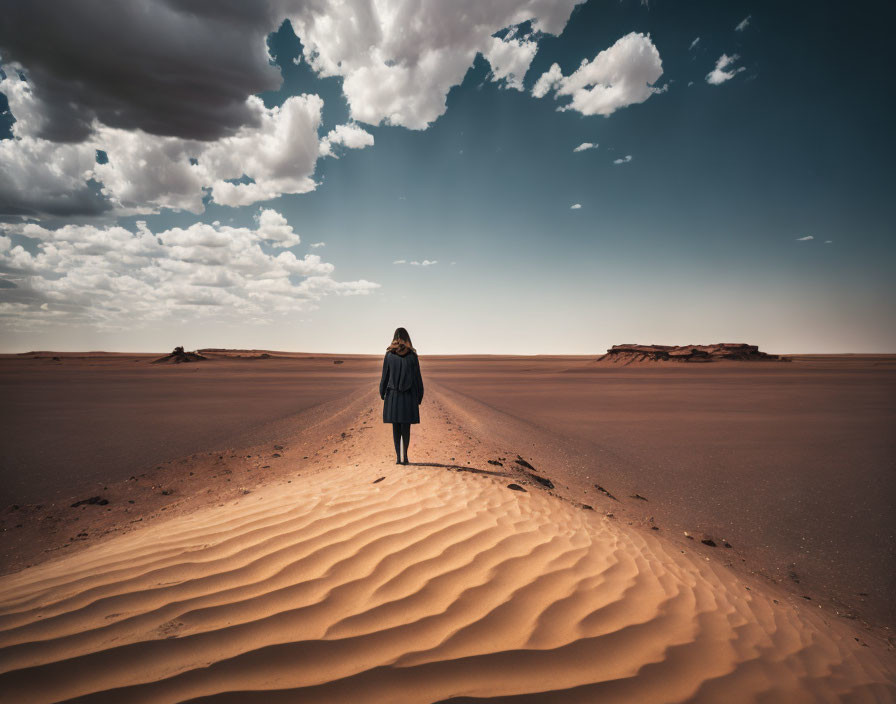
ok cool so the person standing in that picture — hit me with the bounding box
[379,327,424,464]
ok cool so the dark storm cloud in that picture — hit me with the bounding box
[0,0,283,142]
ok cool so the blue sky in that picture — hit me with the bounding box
[0,0,893,353]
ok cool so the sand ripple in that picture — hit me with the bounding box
[0,467,893,703]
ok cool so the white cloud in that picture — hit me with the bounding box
[310,242,326,248]
[0,212,378,330]
[532,62,564,99]
[483,31,538,91]
[689,37,700,50]
[285,0,583,130]
[410,260,437,266]
[706,54,745,85]
[255,208,301,248]
[570,203,582,210]
[202,95,325,208]
[0,74,335,215]
[796,235,814,241]
[318,122,375,158]
[573,142,598,152]
[824,240,833,244]
[613,155,633,164]
[735,15,751,32]
[532,32,664,117]
[393,259,407,264]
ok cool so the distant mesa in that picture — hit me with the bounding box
[152,346,207,364]
[197,348,278,359]
[598,343,785,365]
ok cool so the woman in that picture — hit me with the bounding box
[379,327,424,464]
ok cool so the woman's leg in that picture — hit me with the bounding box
[401,422,411,464]
[392,423,402,463]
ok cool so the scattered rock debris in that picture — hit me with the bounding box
[507,483,527,492]
[487,459,503,466]
[701,538,717,547]
[631,493,648,501]
[372,477,385,484]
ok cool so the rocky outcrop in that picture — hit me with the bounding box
[598,343,785,365]
[152,346,207,364]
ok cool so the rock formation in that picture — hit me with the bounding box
[598,343,784,364]
[152,346,207,364]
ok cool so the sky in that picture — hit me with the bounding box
[0,0,893,354]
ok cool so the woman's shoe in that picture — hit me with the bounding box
[402,457,409,465]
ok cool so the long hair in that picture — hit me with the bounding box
[392,327,412,347]
[387,327,416,355]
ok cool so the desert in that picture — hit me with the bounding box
[1,350,894,702]
[2,2,895,700]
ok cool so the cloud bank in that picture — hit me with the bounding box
[0,70,371,217]
[0,211,378,331]
[0,0,587,219]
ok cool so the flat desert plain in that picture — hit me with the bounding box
[0,351,894,702]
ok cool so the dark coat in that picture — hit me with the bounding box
[380,350,424,424]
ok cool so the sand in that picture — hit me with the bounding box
[1,353,894,701]
[0,352,380,505]
[424,355,896,628]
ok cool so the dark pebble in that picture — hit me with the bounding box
[528,473,554,489]
[594,485,618,501]
[507,483,527,492]
[514,455,536,471]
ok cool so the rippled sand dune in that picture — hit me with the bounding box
[1,458,893,703]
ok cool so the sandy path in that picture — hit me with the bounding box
[0,389,893,702]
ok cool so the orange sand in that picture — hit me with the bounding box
[1,389,894,702]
